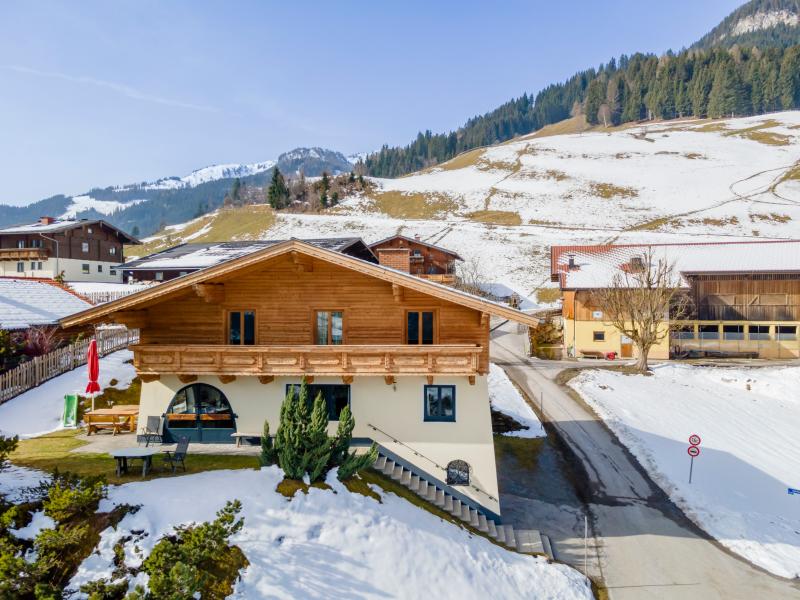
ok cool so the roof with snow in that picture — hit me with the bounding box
[369,235,463,260]
[551,240,800,289]
[121,238,377,271]
[0,278,92,330]
[0,218,140,244]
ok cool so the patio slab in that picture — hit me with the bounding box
[72,430,260,456]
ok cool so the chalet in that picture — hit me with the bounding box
[0,217,140,283]
[61,239,539,522]
[121,238,377,282]
[551,240,800,360]
[369,235,462,285]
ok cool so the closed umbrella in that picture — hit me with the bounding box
[86,339,101,412]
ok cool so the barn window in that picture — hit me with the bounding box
[446,460,470,486]
[748,325,770,340]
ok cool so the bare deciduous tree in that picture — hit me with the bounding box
[454,256,490,298]
[594,248,690,372]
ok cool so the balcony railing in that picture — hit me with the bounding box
[0,248,50,262]
[131,344,485,377]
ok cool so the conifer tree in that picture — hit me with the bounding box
[267,167,289,210]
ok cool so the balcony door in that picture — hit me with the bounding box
[164,383,236,443]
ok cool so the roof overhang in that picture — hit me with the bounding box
[60,239,539,328]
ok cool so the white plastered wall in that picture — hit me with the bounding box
[140,374,500,514]
[0,257,122,282]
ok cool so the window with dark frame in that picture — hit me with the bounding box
[407,311,434,345]
[424,385,455,422]
[777,325,797,341]
[286,384,350,421]
[699,325,719,340]
[16,262,24,273]
[673,326,694,339]
[229,310,256,345]
[446,460,470,486]
[315,310,343,345]
[723,325,744,340]
[748,325,770,340]
[81,263,90,274]
[593,331,605,342]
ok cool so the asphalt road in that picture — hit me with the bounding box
[491,323,800,600]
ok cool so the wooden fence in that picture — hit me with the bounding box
[81,289,143,305]
[0,329,139,405]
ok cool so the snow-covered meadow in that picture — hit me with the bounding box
[569,364,800,578]
[0,350,136,439]
[67,467,592,599]
[489,363,545,438]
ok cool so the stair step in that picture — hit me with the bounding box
[374,455,387,470]
[469,508,481,528]
[541,534,554,560]
[444,495,455,512]
[477,513,489,532]
[391,465,404,480]
[408,474,420,491]
[382,460,395,476]
[416,480,429,497]
[494,524,506,543]
[503,525,516,548]
[460,503,471,522]
[434,488,445,507]
[514,529,545,554]
[400,470,412,485]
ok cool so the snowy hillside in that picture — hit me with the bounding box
[59,195,147,219]
[144,160,277,190]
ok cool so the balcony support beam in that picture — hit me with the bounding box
[218,375,236,384]
[258,375,274,385]
[178,374,197,384]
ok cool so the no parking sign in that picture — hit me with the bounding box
[687,434,701,483]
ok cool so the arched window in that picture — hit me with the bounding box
[446,460,470,486]
[164,383,236,442]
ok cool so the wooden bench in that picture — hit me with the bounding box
[231,432,261,447]
[579,349,606,359]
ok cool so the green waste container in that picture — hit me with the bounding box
[62,394,78,428]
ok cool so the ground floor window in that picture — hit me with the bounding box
[673,326,694,339]
[749,325,771,340]
[286,383,350,421]
[424,385,455,422]
[446,460,470,485]
[16,262,23,273]
[81,263,90,274]
[164,383,236,442]
[592,331,605,342]
[723,325,744,340]
[777,325,797,341]
[699,325,719,340]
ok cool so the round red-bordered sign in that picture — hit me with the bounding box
[689,434,701,446]
[687,446,700,457]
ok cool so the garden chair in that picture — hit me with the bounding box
[140,415,163,447]
[162,436,189,473]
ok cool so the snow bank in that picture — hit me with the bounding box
[71,467,591,599]
[0,465,49,503]
[570,364,800,578]
[0,350,136,439]
[489,364,545,438]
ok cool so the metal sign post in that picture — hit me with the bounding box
[687,434,701,484]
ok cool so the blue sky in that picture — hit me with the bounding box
[0,0,742,205]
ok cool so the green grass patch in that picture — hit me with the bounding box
[342,474,382,501]
[467,210,522,226]
[368,190,460,219]
[10,429,259,483]
[590,182,638,199]
[535,287,562,304]
[275,478,332,498]
[493,435,546,472]
[436,147,486,171]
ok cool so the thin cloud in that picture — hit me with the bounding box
[2,64,219,113]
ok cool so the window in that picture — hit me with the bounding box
[97,265,103,273]
[315,310,343,345]
[424,385,455,422]
[155,272,164,281]
[16,262,24,273]
[81,263,90,274]
[30,262,36,271]
[87,227,93,234]
[30,239,42,248]
[109,247,117,255]
[592,331,605,342]
[81,242,89,252]
[749,325,770,341]
[673,326,694,339]
[110,269,117,276]
[229,310,255,345]
[699,325,719,340]
[407,311,435,345]
[16,240,24,248]
[777,325,797,341]
[286,384,350,421]
[446,460,470,486]
[723,325,744,340]
[166,384,235,431]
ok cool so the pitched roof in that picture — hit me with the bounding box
[0,218,140,244]
[369,235,464,261]
[0,278,93,330]
[121,238,377,271]
[551,240,800,289]
[61,239,538,328]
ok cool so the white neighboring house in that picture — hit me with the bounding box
[0,217,140,283]
[0,278,92,332]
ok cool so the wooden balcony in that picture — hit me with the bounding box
[131,344,485,378]
[0,248,50,261]
[418,273,456,285]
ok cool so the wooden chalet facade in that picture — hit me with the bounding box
[369,235,462,285]
[551,241,800,360]
[0,217,139,282]
[62,239,538,517]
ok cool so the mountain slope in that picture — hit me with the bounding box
[692,0,800,49]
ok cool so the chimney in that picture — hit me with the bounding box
[567,255,577,270]
[39,216,55,225]
[414,234,421,241]
[630,255,645,272]
[376,248,410,273]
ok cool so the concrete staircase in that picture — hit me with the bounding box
[373,451,552,557]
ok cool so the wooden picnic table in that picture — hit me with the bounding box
[85,405,139,435]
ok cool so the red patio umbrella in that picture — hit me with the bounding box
[86,339,101,411]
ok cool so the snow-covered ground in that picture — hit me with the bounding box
[60,195,146,219]
[70,467,592,599]
[66,281,152,294]
[569,364,800,578]
[489,363,545,438]
[0,350,136,439]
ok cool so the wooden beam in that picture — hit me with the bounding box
[193,283,225,304]
[392,283,404,303]
[426,375,434,385]
[480,312,490,327]
[341,375,353,384]
[258,375,275,385]
[178,374,197,384]
[468,375,476,385]
[384,375,395,385]
[218,375,236,384]
[290,251,313,273]
[138,373,160,383]
[304,376,315,384]
[112,310,148,329]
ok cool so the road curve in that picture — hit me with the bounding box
[491,323,800,600]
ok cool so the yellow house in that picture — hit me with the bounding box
[551,241,800,360]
